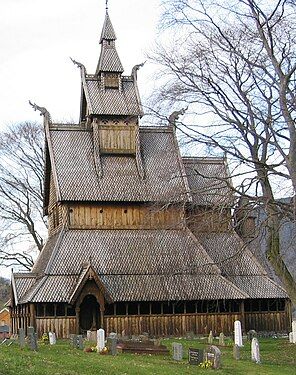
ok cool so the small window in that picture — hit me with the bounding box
[186,301,196,314]
[128,302,139,315]
[278,299,286,311]
[104,304,114,316]
[105,73,119,88]
[208,300,219,313]
[36,304,45,317]
[140,302,150,315]
[196,301,208,313]
[151,302,161,314]
[261,299,269,312]
[116,303,127,315]
[56,304,65,317]
[163,302,173,314]
[67,306,76,317]
[174,302,184,314]
[45,303,55,317]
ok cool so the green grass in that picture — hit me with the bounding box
[0,337,295,375]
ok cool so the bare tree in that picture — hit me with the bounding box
[150,0,296,303]
[0,122,46,270]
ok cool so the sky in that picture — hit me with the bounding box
[0,0,162,278]
[0,0,161,128]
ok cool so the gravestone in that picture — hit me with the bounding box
[70,334,77,348]
[247,330,257,341]
[219,332,225,346]
[49,332,56,345]
[77,335,83,350]
[290,321,296,344]
[27,326,35,336]
[97,328,105,352]
[107,336,117,356]
[289,332,294,343]
[172,342,183,361]
[205,345,221,369]
[233,344,240,360]
[87,330,97,342]
[208,330,213,344]
[188,347,204,365]
[18,328,25,348]
[28,333,38,351]
[234,320,243,347]
[251,338,260,364]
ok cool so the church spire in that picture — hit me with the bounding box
[96,8,123,75]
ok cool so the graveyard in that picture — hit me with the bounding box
[0,336,295,375]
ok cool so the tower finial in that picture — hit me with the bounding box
[106,0,108,13]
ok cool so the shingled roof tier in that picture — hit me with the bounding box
[100,13,117,42]
[183,157,234,206]
[83,76,141,115]
[45,126,189,203]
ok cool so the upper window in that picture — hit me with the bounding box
[105,73,119,89]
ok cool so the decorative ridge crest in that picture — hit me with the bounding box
[29,101,52,124]
[168,107,188,127]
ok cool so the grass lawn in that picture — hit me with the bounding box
[0,337,295,375]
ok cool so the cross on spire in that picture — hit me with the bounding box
[105,0,109,13]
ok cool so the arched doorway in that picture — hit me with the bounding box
[79,294,100,332]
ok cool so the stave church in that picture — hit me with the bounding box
[10,7,291,338]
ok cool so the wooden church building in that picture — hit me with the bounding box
[10,9,291,338]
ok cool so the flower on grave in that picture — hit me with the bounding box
[198,360,213,369]
[41,333,49,344]
[100,346,108,354]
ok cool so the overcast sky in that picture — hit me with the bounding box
[0,0,161,128]
[0,0,161,278]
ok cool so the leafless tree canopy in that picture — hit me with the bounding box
[0,122,46,270]
[151,0,296,303]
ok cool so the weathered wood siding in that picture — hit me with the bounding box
[104,313,241,336]
[245,312,290,332]
[99,124,136,154]
[36,318,76,338]
[68,204,184,230]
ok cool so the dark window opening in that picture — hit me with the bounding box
[174,302,184,314]
[261,299,269,312]
[116,303,127,315]
[186,301,196,314]
[163,302,173,314]
[140,302,150,315]
[104,304,114,316]
[151,302,161,314]
[67,306,76,317]
[278,299,285,311]
[218,300,228,313]
[56,304,65,317]
[36,304,44,317]
[45,303,55,317]
[128,302,139,315]
[208,300,219,313]
[196,301,208,313]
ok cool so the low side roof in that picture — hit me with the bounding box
[183,157,233,206]
[46,126,189,203]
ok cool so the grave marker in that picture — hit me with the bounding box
[219,332,225,346]
[27,326,35,336]
[234,320,243,347]
[18,328,25,348]
[251,338,260,364]
[77,335,83,350]
[107,336,117,356]
[208,330,213,344]
[205,345,221,369]
[233,344,240,360]
[172,342,183,361]
[28,333,38,351]
[49,332,56,345]
[188,347,204,365]
[97,328,105,352]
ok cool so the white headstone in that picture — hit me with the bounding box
[289,332,294,343]
[97,328,105,352]
[251,338,260,363]
[234,320,243,347]
[49,332,56,345]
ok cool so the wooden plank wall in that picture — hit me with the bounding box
[36,318,76,338]
[245,312,290,332]
[104,313,241,336]
[99,124,136,154]
[68,204,184,230]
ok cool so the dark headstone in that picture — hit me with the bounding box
[233,344,240,360]
[28,333,38,351]
[18,328,25,348]
[107,337,117,356]
[172,342,183,361]
[77,335,83,350]
[27,326,35,336]
[188,347,204,365]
